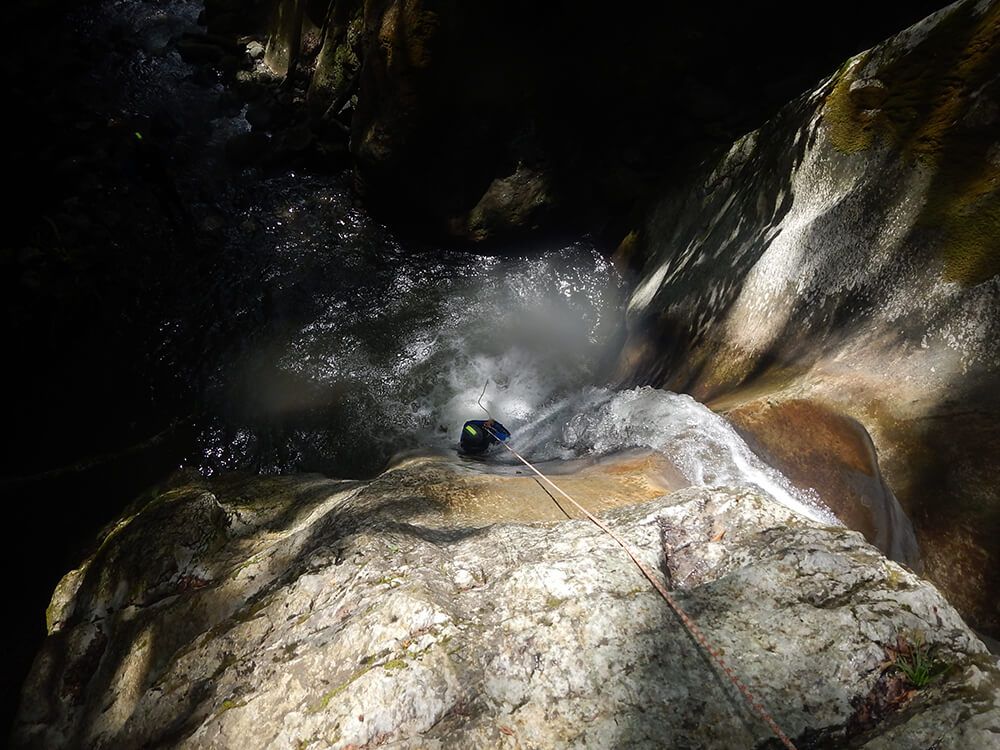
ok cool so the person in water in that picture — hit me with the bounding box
[460,418,510,454]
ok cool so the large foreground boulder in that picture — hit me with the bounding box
[13,456,1000,748]
[615,0,1000,636]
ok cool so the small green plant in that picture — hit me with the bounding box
[887,631,947,688]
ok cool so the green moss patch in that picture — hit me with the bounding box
[931,178,1000,285]
[213,696,248,719]
[309,666,370,713]
[824,56,877,154]
[822,4,1000,284]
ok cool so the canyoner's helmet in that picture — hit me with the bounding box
[460,420,491,454]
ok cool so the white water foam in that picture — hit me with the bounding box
[490,385,839,525]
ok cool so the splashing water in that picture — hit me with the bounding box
[185,177,626,477]
[178,175,838,526]
[82,2,841,528]
[492,386,840,525]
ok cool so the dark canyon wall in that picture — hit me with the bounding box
[223,0,949,241]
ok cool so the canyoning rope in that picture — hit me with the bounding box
[477,379,492,419]
[484,425,799,750]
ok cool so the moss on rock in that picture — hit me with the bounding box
[308,1,364,117]
[822,2,1000,284]
[823,55,878,154]
[929,167,1000,285]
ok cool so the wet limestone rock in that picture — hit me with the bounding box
[615,0,1000,636]
[13,457,1000,749]
[722,398,920,571]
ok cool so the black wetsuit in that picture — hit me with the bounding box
[459,420,510,454]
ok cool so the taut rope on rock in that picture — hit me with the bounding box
[485,425,799,750]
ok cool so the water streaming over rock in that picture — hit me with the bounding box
[489,386,840,525]
[76,0,888,530]
[165,165,834,530]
